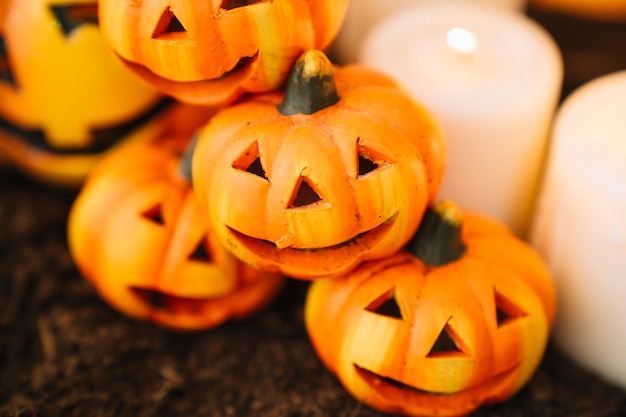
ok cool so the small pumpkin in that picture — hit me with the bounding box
[98,0,349,105]
[192,50,446,280]
[67,134,285,331]
[0,0,171,186]
[530,0,626,20]
[305,201,556,417]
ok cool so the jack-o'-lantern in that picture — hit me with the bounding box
[530,0,626,21]
[67,134,285,331]
[192,50,446,280]
[305,201,556,417]
[0,0,171,186]
[98,0,349,105]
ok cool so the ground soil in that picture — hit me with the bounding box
[1,167,626,417]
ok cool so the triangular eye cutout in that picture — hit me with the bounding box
[365,288,404,320]
[358,153,379,176]
[188,238,212,263]
[49,3,99,37]
[152,7,188,39]
[356,142,394,179]
[427,322,464,357]
[141,203,165,225]
[494,289,527,328]
[289,177,322,208]
[221,0,259,10]
[0,36,16,88]
[232,141,268,180]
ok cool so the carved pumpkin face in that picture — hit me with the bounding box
[98,0,349,105]
[68,134,285,331]
[0,0,167,186]
[305,202,556,416]
[192,51,446,279]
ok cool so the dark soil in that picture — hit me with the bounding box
[1,165,626,417]
[3,7,626,417]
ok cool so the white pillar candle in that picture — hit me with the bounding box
[359,1,563,236]
[530,71,626,389]
[329,0,527,64]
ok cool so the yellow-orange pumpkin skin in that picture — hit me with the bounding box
[305,203,556,417]
[192,50,446,280]
[0,0,173,186]
[67,134,285,331]
[98,0,349,105]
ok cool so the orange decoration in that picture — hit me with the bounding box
[305,201,556,417]
[192,50,446,280]
[530,0,626,21]
[0,0,172,186]
[67,134,285,331]
[98,0,349,105]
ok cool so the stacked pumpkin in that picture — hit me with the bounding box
[63,1,557,416]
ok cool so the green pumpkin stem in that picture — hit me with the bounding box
[406,200,466,266]
[277,50,340,115]
[178,132,199,183]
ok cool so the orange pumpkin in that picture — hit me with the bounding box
[305,201,556,417]
[98,0,349,105]
[67,134,285,331]
[192,50,446,280]
[0,0,172,186]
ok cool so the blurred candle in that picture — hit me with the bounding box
[329,0,526,64]
[530,71,626,389]
[359,1,563,236]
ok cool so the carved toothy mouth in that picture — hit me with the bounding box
[353,362,521,398]
[130,287,215,315]
[121,51,259,84]
[222,214,399,278]
[227,214,398,254]
[120,52,259,105]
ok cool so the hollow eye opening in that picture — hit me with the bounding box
[494,288,527,328]
[365,288,404,320]
[232,141,269,181]
[141,203,165,225]
[356,141,394,179]
[221,0,261,10]
[49,3,99,37]
[358,154,378,176]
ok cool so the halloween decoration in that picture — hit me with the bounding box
[530,0,626,20]
[67,134,285,331]
[98,0,349,105]
[0,0,168,186]
[305,201,556,417]
[192,50,446,280]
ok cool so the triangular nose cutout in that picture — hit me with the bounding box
[427,323,464,357]
[188,238,212,263]
[152,7,188,39]
[289,177,322,208]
